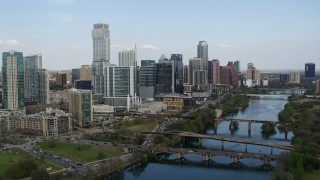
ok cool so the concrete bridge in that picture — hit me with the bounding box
[214,118,290,139]
[124,144,278,167]
[246,94,290,100]
[141,131,293,151]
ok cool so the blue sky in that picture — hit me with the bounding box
[0,0,319,70]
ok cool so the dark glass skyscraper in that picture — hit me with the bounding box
[170,54,183,93]
[139,60,156,99]
[305,63,315,78]
[156,59,174,95]
[197,41,208,70]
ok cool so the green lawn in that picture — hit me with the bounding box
[115,119,162,132]
[37,142,125,163]
[0,148,61,177]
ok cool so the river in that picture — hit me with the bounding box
[107,98,290,180]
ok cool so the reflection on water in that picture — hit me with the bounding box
[108,99,288,180]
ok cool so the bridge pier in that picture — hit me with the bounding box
[213,120,218,134]
[199,138,202,148]
[270,147,273,155]
[245,144,247,153]
[248,122,252,138]
[203,153,210,161]
[232,156,240,164]
[221,141,224,150]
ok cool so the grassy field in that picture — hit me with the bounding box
[114,119,162,132]
[0,148,61,177]
[37,141,125,163]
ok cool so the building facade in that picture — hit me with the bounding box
[208,59,220,84]
[2,51,25,111]
[80,65,92,80]
[189,58,203,85]
[38,69,50,104]
[92,23,110,95]
[8,109,72,136]
[118,46,137,66]
[170,54,184,94]
[75,80,92,90]
[71,68,80,83]
[55,72,67,86]
[24,55,42,104]
[220,62,239,88]
[305,63,315,78]
[289,72,300,83]
[183,65,189,84]
[156,59,174,95]
[246,63,260,85]
[69,89,93,128]
[316,79,320,94]
[139,60,156,100]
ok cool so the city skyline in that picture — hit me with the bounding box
[0,0,319,70]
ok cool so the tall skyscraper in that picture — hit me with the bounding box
[193,70,208,86]
[305,63,315,78]
[208,59,220,84]
[92,23,110,95]
[38,69,50,104]
[118,46,137,66]
[197,41,208,70]
[170,54,183,94]
[24,55,42,104]
[156,59,174,94]
[80,65,92,80]
[2,50,25,111]
[234,60,240,73]
[69,88,92,128]
[139,60,156,100]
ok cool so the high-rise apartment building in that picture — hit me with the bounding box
[305,63,315,78]
[289,72,300,83]
[246,63,261,85]
[38,69,50,104]
[220,62,239,88]
[193,70,208,86]
[156,59,174,95]
[92,23,110,95]
[170,54,183,93]
[139,60,156,100]
[2,51,25,111]
[197,41,208,70]
[69,88,92,128]
[55,73,67,86]
[208,59,220,84]
[189,58,203,85]
[118,46,137,66]
[24,55,42,103]
[80,65,92,80]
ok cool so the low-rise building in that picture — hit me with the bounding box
[137,101,167,113]
[7,108,72,136]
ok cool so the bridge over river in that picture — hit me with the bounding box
[141,131,293,151]
[123,144,279,167]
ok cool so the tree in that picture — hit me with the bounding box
[30,168,50,180]
[5,159,38,179]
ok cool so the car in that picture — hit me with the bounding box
[94,164,99,167]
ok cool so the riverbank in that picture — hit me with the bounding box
[272,97,320,179]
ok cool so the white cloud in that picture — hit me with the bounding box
[216,44,231,48]
[51,0,75,5]
[0,39,22,46]
[111,44,130,51]
[50,13,75,22]
[139,44,159,50]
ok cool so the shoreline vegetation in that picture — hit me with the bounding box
[271,95,320,179]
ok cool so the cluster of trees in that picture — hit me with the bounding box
[4,159,50,179]
[219,95,249,117]
[261,122,277,138]
[272,98,320,179]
